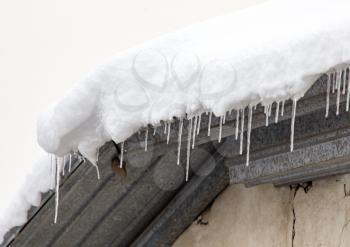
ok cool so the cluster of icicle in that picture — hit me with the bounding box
[118,67,350,184]
[51,67,350,225]
[49,152,87,224]
[119,99,296,182]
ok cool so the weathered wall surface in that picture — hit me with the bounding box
[173,175,350,247]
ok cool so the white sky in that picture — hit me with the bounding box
[0,0,266,223]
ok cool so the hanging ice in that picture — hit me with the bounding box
[325,73,330,118]
[240,108,245,155]
[54,157,60,224]
[197,114,201,135]
[275,102,280,123]
[246,106,253,166]
[235,109,240,140]
[164,122,167,134]
[342,70,346,95]
[186,118,193,182]
[265,105,269,127]
[207,112,212,136]
[336,70,341,115]
[120,142,124,168]
[223,112,226,124]
[167,122,171,144]
[153,126,157,136]
[68,153,72,173]
[218,116,223,143]
[192,116,197,149]
[281,100,285,116]
[290,99,297,152]
[177,118,183,165]
[62,156,66,176]
[144,127,148,151]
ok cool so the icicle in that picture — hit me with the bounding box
[167,122,171,144]
[281,100,285,116]
[207,112,212,136]
[331,72,335,93]
[347,69,350,112]
[145,127,149,151]
[68,153,72,173]
[336,71,341,116]
[246,106,253,166]
[50,155,54,189]
[240,108,245,155]
[342,70,346,95]
[62,156,66,176]
[275,102,280,123]
[197,114,201,135]
[120,142,124,168]
[218,116,223,143]
[92,149,101,180]
[268,103,272,117]
[177,119,183,165]
[192,116,197,149]
[290,99,297,152]
[223,112,226,124]
[235,109,240,140]
[153,126,157,136]
[265,105,269,127]
[326,73,330,118]
[164,122,167,134]
[186,118,193,182]
[54,157,60,224]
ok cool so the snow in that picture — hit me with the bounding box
[0,154,55,244]
[37,0,350,167]
[2,0,350,244]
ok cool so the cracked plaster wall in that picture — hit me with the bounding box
[172,175,350,247]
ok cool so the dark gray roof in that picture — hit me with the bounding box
[6,74,350,247]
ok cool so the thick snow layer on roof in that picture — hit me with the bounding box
[1,0,349,244]
[37,0,350,163]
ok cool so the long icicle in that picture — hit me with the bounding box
[207,112,212,136]
[177,118,184,165]
[153,126,157,135]
[336,70,341,116]
[265,105,269,127]
[197,114,201,135]
[167,122,171,144]
[218,116,223,143]
[164,122,167,134]
[326,73,331,117]
[275,102,280,123]
[54,157,60,224]
[246,106,253,166]
[235,109,240,140]
[68,153,72,173]
[186,118,193,182]
[291,99,297,152]
[240,108,245,155]
[62,156,66,176]
[332,72,335,93]
[281,100,285,116]
[120,142,124,168]
[145,127,149,151]
[192,116,197,149]
[347,69,350,112]
[342,70,346,95]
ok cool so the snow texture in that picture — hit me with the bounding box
[37,0,350,166]
[2,0,348,243]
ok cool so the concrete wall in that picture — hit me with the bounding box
[173,175,350,247]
